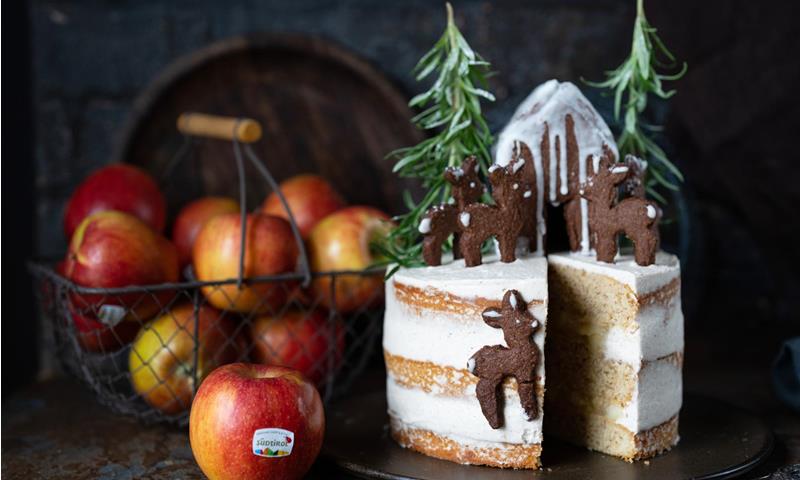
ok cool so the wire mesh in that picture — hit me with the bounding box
[30,262,385,426]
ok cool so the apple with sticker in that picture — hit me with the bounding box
[189,363,325,480]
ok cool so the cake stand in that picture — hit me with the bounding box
[322,392,773,480]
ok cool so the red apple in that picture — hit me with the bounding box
[250,309,345,385]
[193,213,299,313]
[261,174,345,239]
[307,206,391,313]
[190,363,324,480]
[64,210,179,322]
[129,303,243,415]
[64,164,166,239]
[172,196,240,268]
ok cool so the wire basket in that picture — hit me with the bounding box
[29,113,386,426]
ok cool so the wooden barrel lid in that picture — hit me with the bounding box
[113,34,424,217]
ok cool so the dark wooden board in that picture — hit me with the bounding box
[323,392,774,480]
[113,34,423,219]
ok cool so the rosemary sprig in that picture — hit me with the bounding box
[374,2,495,274]
[586,0,687,202]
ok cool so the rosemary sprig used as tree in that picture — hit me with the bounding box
[374,2,495,274]
[587,0,687,203]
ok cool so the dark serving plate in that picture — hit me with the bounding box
[323,391,773,480]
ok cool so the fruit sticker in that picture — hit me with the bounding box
[98,305,127,327]
[252,428,294,458]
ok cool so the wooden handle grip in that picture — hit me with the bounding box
[177,113,262,143]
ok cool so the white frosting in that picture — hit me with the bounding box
[459,212,471,227]
[579,155,590,253]
[613,357,683,432]
[387,379,543,446]
[495,80,619,255]
[391,255,548,302]
[548,250,681,294]
[602,295,684,365]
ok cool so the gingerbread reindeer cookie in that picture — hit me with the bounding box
[419,157,484,266]
[580,152,661,265]
[468,290,541,429]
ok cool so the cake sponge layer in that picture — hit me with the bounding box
[391,417,542,469]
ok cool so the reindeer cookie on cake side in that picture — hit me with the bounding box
[469,290,542,429]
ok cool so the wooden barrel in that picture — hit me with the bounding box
[113,33,424,218]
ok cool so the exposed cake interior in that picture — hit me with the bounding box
[384,255,548,469]
[545,251,683,461]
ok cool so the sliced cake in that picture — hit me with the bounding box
[545,251,683,460]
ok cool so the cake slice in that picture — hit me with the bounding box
[384,255,548,469]
[545,251,683,461]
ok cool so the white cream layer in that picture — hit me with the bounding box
[390,255,548,303]
[602,295,684,365]
[387,378,543,446]
[548,251,681,294]
[610,356,683,432]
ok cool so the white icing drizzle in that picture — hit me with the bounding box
[646,205,657,219]
[548,122,558,203]
[495,80,618,256]
[512,183,519,190]
[523,190,532,198]
[611,166,629,174]
[483,310,502,317]
[557,125,568,197]
[579,155,590,253]
[418,218,431,234]
[460,212,471,227]
[525,140,546,255]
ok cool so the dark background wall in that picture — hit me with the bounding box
[5,0,800,391]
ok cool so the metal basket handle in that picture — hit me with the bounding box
[176,112,312,288]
